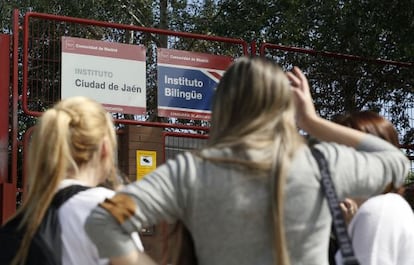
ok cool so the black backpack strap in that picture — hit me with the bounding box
[32,185,91,265]
[51,184,91,209]
[310,147,360,265]
[0,185,91,265]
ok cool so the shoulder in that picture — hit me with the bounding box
[312,134,400,157]
[358,193,412,216]
[61,186,115,209]
[58,187,116,228]
[75,186,115,201]
[350,193,414,232]
[85,186,115,196]
[161,151,201,178]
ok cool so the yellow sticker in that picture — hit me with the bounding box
[136,150,157,180]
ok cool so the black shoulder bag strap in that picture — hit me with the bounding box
[310,148,360,265]
[34,185,91,265]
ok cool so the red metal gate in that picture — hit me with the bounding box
[1,8,413,264]
[0,34,14,224]
[8,9,249,218]
[3,9,250,263]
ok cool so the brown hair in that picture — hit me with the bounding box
[334,110,403,194]
[334,110,399,147]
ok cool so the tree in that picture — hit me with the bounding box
[202,0,413,146]
[1,0,413,145]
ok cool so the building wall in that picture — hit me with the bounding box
[118,126,208,264]
[118,125,168,263]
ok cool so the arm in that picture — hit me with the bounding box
[286,67,367,147]
[85,152,194,261]
[287,67,409,195]
[110,251,158,265]
[303,116,368,147]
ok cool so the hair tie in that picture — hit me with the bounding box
[54,107,81,127]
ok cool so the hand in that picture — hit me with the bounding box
[286,66,317,131]
[110,250,158,265]
[287,66,366,147]
[339,198,359,225]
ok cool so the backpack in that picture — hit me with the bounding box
[0,185,90,265]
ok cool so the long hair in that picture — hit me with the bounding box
[334,110,403,194]
[207,57,304,265]
[10,96,119,265]
[334,110,399,147]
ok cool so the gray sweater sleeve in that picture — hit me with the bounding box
[317,134,410,199]
[85,134,410,258]
[85,152,195,258]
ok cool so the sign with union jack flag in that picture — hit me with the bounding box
[157,48,233,120]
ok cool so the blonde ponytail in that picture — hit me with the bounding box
[9,97,119,265]
[12,108,74,265]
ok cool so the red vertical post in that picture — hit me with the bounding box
[0,34,14,224]
[0,34,9,183]
[11,9,19,195]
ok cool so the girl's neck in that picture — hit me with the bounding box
[65,166,102,187]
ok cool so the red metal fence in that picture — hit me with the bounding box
[259,43,414,126]
[163,132,208,162]
[2,9,413,226]
[260,42,414,163]
[0,34,13,224]
[6,9,249,221]
[21,11,249,122]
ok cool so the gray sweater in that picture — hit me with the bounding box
[85,135,410,265]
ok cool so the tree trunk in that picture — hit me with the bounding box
[159,0,168,48]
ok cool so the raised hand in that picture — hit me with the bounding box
[286,66,317,131]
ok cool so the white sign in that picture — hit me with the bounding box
[61,36,147,115]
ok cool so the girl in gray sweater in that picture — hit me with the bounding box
[85,57,410,265]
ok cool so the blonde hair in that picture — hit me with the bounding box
[208,57,304,265]
[10,96,119,265]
